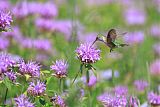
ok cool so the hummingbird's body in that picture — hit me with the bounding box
[92,29,128,52]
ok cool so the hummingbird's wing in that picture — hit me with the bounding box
[107,29,117,43]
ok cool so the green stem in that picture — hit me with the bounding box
[4,87,8,106]
[58,79,62,93]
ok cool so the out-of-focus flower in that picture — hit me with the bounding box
[75,43,100,64]
[114,85,128,96]
[150,59,160,76]
[36,2,58,18]
[88,75,97,87]
[27,80,46,96]
[0,36,9,50]
[134,80,148,92]
[4,71,17,82]
[20,38,34,49]
[82,74,97,87]
[153,43,160,56]
[13,1,29,19]
[14,94,34,107]
[150,25,160,39]
[51,95,66,107]
[0,1,11,10]
[148,92,160,106]
[99,69,119,81]
[97,92,128,107]
[124,31,144,45]
[35,18,55,32]
[124,8,146,25]
[0,11,12,31]
[50,60,68,78]
[18,60,41,77]
[33,39,52,52]
[0,52,16,73]
[78,32,97,44]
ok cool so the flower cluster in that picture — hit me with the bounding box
[75,43,100,64]
[18,60,41,77]
[134,80,148,92]
[97,92,139,107]
[51,95,66,107]
[27,80,46,96]
[150,59,160,76]
[4,71,17,82]
[124,31,144,45]
[0,53,16,73]
[0,11,12,31]
[14,94,34,107]
[50,60,68,78]
[148,92,160,106]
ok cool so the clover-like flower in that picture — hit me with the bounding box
[14,94,34,107]
[18,60,41,77]
[0,11,12,31]
[75,43,100,64]
[50,60,68,78]
[148,92,160,106]
[27,80,46,96]
[134,80,148,92]
[51,95,66,107]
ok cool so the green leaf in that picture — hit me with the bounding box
[46,77,52,85]
[39,98,46,105]
[41,70,50,74]
[3,78,12,91]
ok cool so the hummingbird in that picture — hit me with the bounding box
[92,29,128,52]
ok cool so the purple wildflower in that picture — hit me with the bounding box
[97,92,114,107]
[0,11,12,31]
[33,39,52,52]
[129,96,139,107]
[150,59,160,76]
[124,8,146,25]
[35,18,55,32]
[82,74,97,87]
[124,31,144,45]
[27,80,46,96]
[0,1,11,10]
[0,36,9,50]
[13,1,29,19]
[148,92,160,106]
[50,60,68,78]
[0,52,16,73]
[75,43,100,64]
[114,85,128,96]
[153,43,160,56]
[150,25,160,39]
[134,80,148,92]
[20,38,34,49]
[14,94,34,107]
[51,95,66,107]
[4,71,17,82]
[18,60,41,77]
[78,32,97,44]
[88,75,97,87]
[113,96,128,107]
[37,2,58,18]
